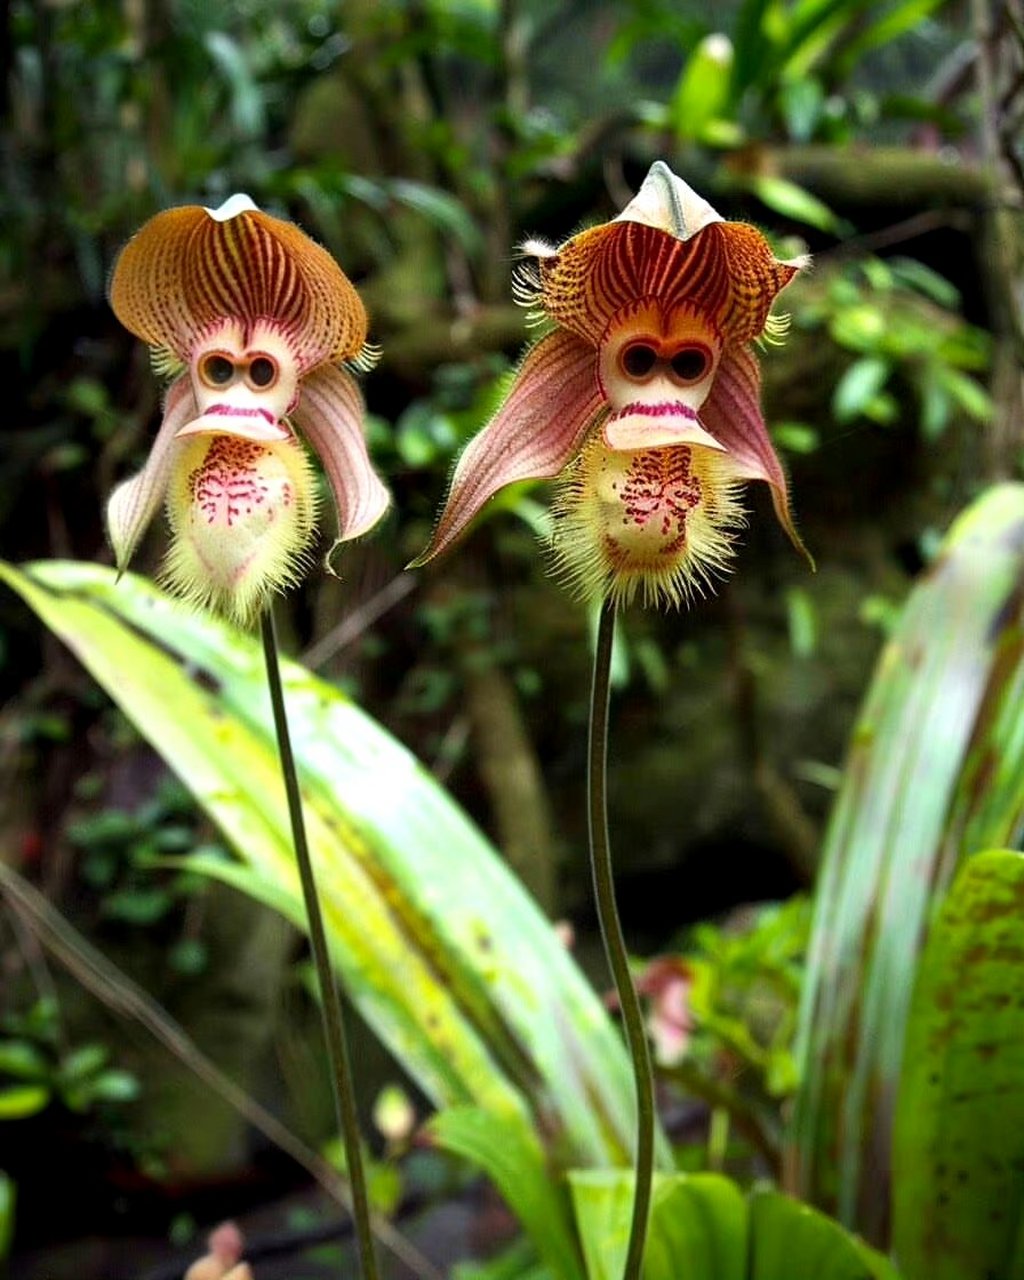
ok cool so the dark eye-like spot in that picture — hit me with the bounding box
[621,344,658,378]
[670,348,710,382]
[201,354,234,386]
[248,356,277,388]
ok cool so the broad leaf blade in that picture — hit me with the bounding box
[569,1171,747,1280]
[0,560,644,1168]
[568,1173,895,1280]
[791,483,1024,1238]
[892,850,1024,1280]
[430,1106,584,1280]
[749,1189,886,1279]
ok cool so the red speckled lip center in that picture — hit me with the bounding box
[615,448,702,552]
[190,437,292,528]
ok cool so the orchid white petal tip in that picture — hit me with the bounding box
[204,193,260,222]
[617,162,723,240]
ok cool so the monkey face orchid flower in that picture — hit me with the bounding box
[413,163,811,607]
[107,195,389,625]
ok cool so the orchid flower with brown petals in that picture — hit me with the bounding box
[413,162,811,607]
[107,194,389,624]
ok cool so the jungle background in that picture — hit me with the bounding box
[1,0,1022,1277]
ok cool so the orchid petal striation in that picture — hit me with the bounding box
[412,328,604,566]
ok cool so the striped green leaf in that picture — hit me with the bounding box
[790,483,1024,1240]
[0,559,647,1169]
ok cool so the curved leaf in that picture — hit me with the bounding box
[567,1171,895,1280]
[430,1106,584,1280]
[0,559,652,1170]
[892,850,1024,1280]
[791,483,1024,1238]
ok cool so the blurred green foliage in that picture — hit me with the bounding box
[0,998,139,1120]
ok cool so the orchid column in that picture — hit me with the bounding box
[415,162,810,1280]
[107,196,389,1280]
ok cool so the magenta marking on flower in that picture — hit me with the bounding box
[191,438,275,528]
[618,450,702,548]
[206,404,277,424]
[607,401,699,422]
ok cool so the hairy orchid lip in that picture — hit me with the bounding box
[603,402,724,453]
[175,404,291,442]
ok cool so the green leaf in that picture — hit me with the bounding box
[58,1043,108,1082]
[792,484,1024,1239]
[453,1238,552,1280]
[0,1084,50,1119]
[203,32,264,139]
[746,175,846,234]
[786,587,818,658]
[888,258,960,309]
[832,357,890,423]
[833,0,947,75]
[102,886,174,925]
[643,1176,748,1280]
[0,1171,14,1260]
[88,1069,141,1104]
[671,34,734,143]
[388,179,484,255]
[0,560,650,1172]
[431,1106,584,1280]
[568,1172,895,1280]
[771,422,820,454]
[892,850,1024,1280]
[0,1041,49,1081]
[937,367,991,423]
[748,1189,876,1279]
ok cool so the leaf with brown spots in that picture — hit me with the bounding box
[893,850,1024,1280]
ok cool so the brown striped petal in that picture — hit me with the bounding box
[291,364,390,543]
[106,375,196,573]
[698,344,813,567]
[534,163,806,347]
[411,328,604,566]
[109,196,367,371]
[538,220,734,346]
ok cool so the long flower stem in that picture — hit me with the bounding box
[589,599,655,1280]
[261,610,379,1280]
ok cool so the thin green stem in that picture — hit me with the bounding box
[261,610,379,1280]
[588,599,655,1280]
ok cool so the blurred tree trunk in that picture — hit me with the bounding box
[971,0,1024,480]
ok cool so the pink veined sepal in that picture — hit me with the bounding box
[411,327,604,566]
[105,375,196,576]
[698,343,813,568]
[291,363,391,549]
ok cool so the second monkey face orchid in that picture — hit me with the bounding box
[414,163,811,607]
[107,195,389,624]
